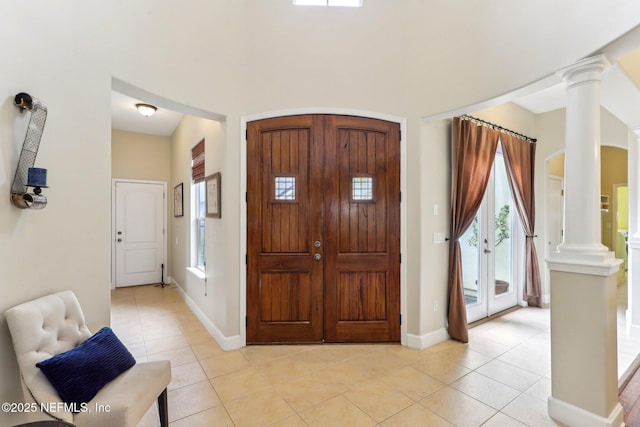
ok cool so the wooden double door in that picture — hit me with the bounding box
[247,114,400,343]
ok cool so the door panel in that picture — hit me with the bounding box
[259,271,312,321]
[115,181,165,287]
[464,151,518,323]
[247,115,324,343]
[324,115,400,342]
[247,114,400,343]
[337,271,387,320]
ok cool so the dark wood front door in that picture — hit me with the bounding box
[247,114,400,343]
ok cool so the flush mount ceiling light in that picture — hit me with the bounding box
[135,103,157,117]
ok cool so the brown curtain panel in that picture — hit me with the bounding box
[500,134,542,307]
[448,118,500,343]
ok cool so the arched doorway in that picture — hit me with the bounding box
[246,114,402,344]
[545,147,628,280]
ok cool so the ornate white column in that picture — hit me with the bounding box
[547,55,623,427]
[627,127,640,336]
[552,55,617,265]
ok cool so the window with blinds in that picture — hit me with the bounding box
[192,139,206,271]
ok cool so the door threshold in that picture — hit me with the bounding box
[468,305,521,329]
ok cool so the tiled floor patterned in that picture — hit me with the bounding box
[111,283,640,427]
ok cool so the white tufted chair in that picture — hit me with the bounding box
[5,290,171,427]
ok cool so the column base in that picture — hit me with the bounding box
[549,269,620,426]
[548,397,624,427]
[556,242,610,254]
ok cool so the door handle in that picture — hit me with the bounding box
[314,240,322,248]
[313,253,322,261]
[484,248,491,254]
[117,238,122,243]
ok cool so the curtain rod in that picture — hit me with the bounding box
[460,114,537,143]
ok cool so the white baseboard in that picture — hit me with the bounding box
[548,396,624,427]
[406,328,449,350]
[171,278,243,351]
[628,321,640,338]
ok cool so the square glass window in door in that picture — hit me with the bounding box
[275,177,296,200]
[352,177,373,201]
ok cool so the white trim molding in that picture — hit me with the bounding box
[548,397,624,427]
[406,328,449,350]
[172,278,242,351]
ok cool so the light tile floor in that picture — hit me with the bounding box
[111,283,639,427]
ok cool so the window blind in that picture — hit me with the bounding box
[191,139,205,183]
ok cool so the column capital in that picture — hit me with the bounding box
[556,54,611,88]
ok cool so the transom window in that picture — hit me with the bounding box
[293,0,362,7]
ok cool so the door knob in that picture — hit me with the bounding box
[484,248,491,254]
[117,238,122,242]
[314,240,322,248]
[313,253,322,261]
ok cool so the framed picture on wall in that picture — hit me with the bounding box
[174,183,184,217]
[206,172,221,218]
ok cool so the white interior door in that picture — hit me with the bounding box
[461,150,519,323]
[114,181,166,287]
[546,176,564,256]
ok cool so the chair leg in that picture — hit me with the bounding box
[157,388,168,427]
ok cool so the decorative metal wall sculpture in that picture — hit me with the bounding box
[11,92,48,209]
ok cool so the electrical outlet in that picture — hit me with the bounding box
[433,232,446,244]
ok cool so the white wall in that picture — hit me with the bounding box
[169,116,231,337]
[3,2,640,423]
[0,4,112,424]
[111,130,171,182]
[414,119,451,344]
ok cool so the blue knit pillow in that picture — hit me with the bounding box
[36,327,136,407]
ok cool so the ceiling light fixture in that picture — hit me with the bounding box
[135,103,157,117]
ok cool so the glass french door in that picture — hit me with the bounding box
[460,149,519,323]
